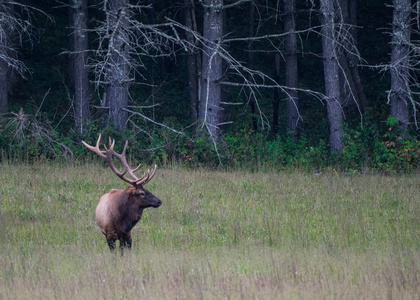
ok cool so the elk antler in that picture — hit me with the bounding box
[82,134,157,187]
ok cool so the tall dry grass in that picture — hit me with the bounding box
[0,162,419,299]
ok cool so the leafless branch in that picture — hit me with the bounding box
[0,2,52,77]
[122,107,186,136]
[223,26,322,43]
[90,4,197,90]
[223,0,251,10]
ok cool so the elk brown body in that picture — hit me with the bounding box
[83,135,162,251]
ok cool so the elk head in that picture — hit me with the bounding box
[82,134,162,252]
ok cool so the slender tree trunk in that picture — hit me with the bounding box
[0,59,8,114]
[321,0,344,153]
[346,0,367,113]
[105,0,130,129]
[184,0,199,123]
[272,54,281,135]
[67,4,75,86]
[284,0,299,141]
[199,0,224,142]
[390,0,410,130]
[247,1,258,131]
[70,0,90,134]
[0,3,14,115]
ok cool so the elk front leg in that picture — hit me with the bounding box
[107,238,116,252]
[120,232,132,256]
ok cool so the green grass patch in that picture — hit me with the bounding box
[0,163,419,299]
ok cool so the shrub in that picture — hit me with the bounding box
[342,115,420,173]
[0,108,72,161]
[1,110,418,173]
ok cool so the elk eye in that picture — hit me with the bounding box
[137,190,145,196]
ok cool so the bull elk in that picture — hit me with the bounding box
[82,134,162,252]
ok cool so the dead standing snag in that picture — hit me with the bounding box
[82,134,162,252]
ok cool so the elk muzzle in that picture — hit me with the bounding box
[142,190,163,208]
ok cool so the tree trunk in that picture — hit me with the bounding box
[70,0,90,134]
[284,0,299,141]
[184,0,199,123]
[390,0,410,130]
[321,0,344,153]
[104,0,130,129]
[272,54,281,135]
[0,59,8,114]
[247,1,258,131]
[0,3,14,115]
[199,0,224,142]
[346,0,367,113]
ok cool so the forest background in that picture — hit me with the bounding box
[0,0,419,172]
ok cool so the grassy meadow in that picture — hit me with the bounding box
[0,162,419,299]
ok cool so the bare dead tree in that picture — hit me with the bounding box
[91,1,193,130]
[369,1,420,130]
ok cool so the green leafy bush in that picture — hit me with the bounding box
[379,117,420,172]
[342,115,420,173]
